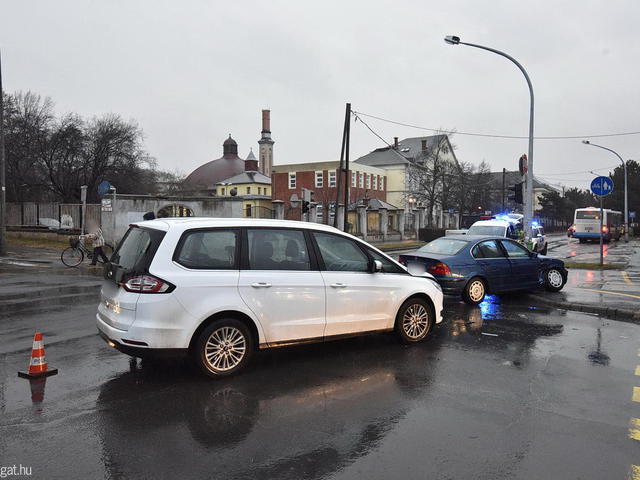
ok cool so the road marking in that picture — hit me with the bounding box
[623,272,633,285]
[582,288,640,300]
[633,387,640,403]
[630,419,640,441]
[636,366,640,376]
[631,465,640,480]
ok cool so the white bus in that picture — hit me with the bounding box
[572,207,623,243]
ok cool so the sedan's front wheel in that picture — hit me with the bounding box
[543,268,566,292]
[194,319,254,378]
[395,298,434,344]
[463,277,486,305]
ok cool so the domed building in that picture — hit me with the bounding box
[184,135,246,189]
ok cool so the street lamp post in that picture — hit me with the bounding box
[582,140,628,243]
[444,35,535,238]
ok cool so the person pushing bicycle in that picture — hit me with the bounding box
[82,220,109,266]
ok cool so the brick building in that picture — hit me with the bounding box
[271,161,391,223]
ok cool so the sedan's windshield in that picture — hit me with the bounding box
[467,225,506,236]
[418,238,468,255]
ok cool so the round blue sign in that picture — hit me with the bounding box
[97,180,112,196]
[590,176,614,196]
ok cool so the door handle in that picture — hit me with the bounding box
[330,283,347,288]
[251,282,272,288]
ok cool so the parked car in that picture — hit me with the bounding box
[398,235,567,305]
[530,225,548,255]
[466,219,520,240]
[467,218,548,254]
[97,218,444,377]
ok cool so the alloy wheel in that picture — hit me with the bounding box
[204,326,247,372]
[402,303,430,339]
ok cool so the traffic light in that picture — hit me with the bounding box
[508,182,523,204]
[301,188,314,214]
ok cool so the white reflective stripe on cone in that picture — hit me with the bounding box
[30,357,46,366]
[32,341,43,350]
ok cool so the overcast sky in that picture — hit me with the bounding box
[2,0,639,190]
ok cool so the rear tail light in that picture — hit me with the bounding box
[427,262,451,276]
[120,275,174,293]
[602,226,609,233]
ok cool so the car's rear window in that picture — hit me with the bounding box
[467,225,506,236]
[111,227,165,271]
[418,238,468,255]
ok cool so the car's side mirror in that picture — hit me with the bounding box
[530,251,538,258]
[371,260,383,273]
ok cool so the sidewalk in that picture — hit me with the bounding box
[530,238,640,322]
[0,240,105,276]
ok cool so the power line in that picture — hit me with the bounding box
[537,165,619,176]
[352,110,640,140]
[351,111,412,164]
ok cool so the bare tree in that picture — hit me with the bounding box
[2,91,54,201]
[404,134,457,226]
[4,90,158,203]
[469,160,492,214]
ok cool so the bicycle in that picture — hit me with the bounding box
[61,236,114,267]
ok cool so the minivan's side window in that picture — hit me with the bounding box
[247,229,310,271]
[313,232,369,272]
[501,240,530,258]
[175,229,238,269]
[472,240,504,259]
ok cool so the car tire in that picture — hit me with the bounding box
[395,297,434,344]
[540,244,548,255]
[194,319,254,378]
[462,277,486,305]
[543,268,566,292]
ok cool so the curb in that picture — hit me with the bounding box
[528,293,640,324]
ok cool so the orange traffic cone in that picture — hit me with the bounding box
[18,332,58,379]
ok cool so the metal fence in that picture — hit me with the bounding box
[244,205,275,219]
[6,202,101,231]
[404,212,416,232]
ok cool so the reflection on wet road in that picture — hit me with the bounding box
[1,295,639,480]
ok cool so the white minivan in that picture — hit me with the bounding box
[96,218,444,377]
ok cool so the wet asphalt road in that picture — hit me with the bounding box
[2,293,640,480]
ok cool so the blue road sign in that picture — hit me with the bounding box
[630,211,636,219]
[97,181,112,196]
[590,176,614,196]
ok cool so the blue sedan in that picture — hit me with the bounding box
[399,235,568,305]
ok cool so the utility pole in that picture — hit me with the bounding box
[502,168,506,211]
[0,50,6,256]
[334,103,351,232]
[334,103,350,228]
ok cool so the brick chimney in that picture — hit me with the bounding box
[258,109,274,177]
[261,109,271,133]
